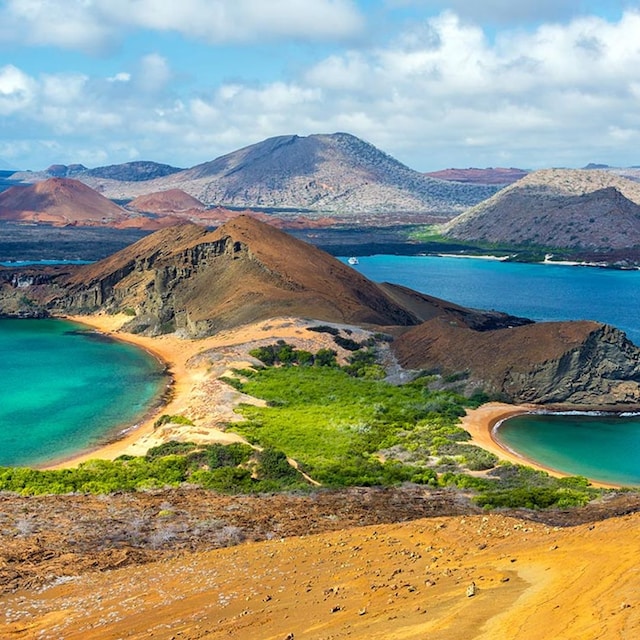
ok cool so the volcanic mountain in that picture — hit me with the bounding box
[442,169,640,250]
[127,189,206,213]
[0,178,129,226]
[1,216,525,336]
[47,133,500,216]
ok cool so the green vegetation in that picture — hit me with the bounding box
[406,226,582,263]
[154,414,195,428]
[0,341,610,509]
[0,441,308,495]
[249,340,335,367]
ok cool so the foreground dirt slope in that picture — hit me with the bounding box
[3,506,640,640]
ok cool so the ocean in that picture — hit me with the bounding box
[0,318,166,467]
[342,254,640,345]
[3,254,640,478]
[344,255,640,484]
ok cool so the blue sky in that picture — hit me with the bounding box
[0,0,638,171]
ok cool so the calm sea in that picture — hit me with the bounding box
[0,318,166,467]
[342,255,640,345]
[343,255,640,485]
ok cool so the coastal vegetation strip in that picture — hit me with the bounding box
[0,341,609,509]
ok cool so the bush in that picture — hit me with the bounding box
[154,414,194,428]
[333,335,362,351]
[257,447,299,482]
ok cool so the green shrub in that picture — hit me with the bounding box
[154,414,194,428]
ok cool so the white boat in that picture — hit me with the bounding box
[347,257,359,265]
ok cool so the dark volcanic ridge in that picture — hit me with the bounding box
[2,215,640,406]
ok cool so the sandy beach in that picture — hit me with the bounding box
[45,316,622,489]
[46,314,368,468]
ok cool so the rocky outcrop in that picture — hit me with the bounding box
[393,318,640,406]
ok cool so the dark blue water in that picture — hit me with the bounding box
[341,255,640,344]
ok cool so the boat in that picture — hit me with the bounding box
[347,257,359,265]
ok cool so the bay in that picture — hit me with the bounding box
[496,413,640,486]
[342,255,640,345]
[0,318,166,467]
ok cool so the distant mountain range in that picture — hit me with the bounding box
[442,169,640,252]
[11,133,500,216]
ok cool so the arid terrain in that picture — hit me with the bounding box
[2,215,640,638]
[442,168,640,253]
[1,310,638,638]
[2,488,640,640]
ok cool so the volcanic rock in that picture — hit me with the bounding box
[442,169,640,250]
[0,178,129,226]
[393,317,640,406]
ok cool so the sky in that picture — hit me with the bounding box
[1,0,639,172]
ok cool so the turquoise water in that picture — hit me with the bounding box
[496,413,640,486]
[341,255,640,484]
[0,318,166,467]
[342,255,640,345]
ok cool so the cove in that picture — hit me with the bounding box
[0,318,167,468]
[495,413,640,486]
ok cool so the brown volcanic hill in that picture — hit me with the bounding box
[0,216,526,336]
[442,169,640,249]
[50,216,427,335]
[424,167,528,185]
[0,178,129,226]
[393,317,640,405]
[128,189,206,213]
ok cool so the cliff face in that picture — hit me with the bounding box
[5,217,424,336]
[393,318,640,406]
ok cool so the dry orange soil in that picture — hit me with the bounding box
[2,510,640,640]
[3,314,639,639]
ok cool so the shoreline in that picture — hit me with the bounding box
[43,313,248,469]
[43,314,349,470]
[461,402,622,489]
[39,319,627,489]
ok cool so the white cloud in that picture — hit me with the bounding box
[2,0,116,53]
[0,65,37,114]
[107,72,131,83]
[0,0,364,52]
[5,8,640,170]
[135,54,172,93]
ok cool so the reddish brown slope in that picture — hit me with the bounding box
[0,178,128,226]
[128,189,206,213]
[55,216,422,334]
[394,318,640,405]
